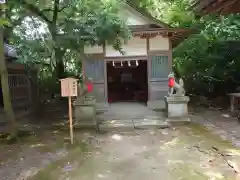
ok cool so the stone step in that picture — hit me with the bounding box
[69,118,170,131]
[134,120,170,129]
[101,119,134,127]
[99,119,170,132]
[98,113,165,120]
[165,116,191,124]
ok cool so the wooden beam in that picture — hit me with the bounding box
[7,62,25,70]
[84,53,105,60]
[195,0,217,12]
[105,55,147,61]
[132,27,192,33]
[212,0,240,14]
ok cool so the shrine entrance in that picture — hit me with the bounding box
[106,59,148,103]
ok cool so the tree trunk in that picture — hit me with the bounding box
[55,48,65,79]
[50,0,65,80]
[0,27,18,137]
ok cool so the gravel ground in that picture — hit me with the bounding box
[30,127,240,180]
[0,107,240,180]
[190,107,240,147]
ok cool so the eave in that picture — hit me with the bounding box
[130,27,195,48]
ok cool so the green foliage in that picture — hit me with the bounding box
[135,0,240,97]
[5,0,130,95]
[128,0,195,27]
[173,15,240,96]
[0,18,10,26]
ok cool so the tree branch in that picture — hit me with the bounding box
[42,8,53,12]
[50,0,60,38]
[19,0,52,24]
[41,5,68,13]
[58,5,68,12]
[12,15,26,27]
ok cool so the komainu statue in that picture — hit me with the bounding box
[76,77,94,103]
[168,72,185,96]
[74,77,97,129]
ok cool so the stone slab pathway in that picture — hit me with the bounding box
[99,102,165,120]
[100,119,169,131]
[98,102,169,131]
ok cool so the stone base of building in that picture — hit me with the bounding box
[147,100,165,110]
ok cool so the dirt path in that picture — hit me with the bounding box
[26,124,240,180]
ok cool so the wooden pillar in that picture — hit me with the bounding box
[230,95,235,112]
[168,34,173,72]
[104,60,108,103]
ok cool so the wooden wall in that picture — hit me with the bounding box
[84,58,106,102]
[84,36,170,57]
[148,54,169,101]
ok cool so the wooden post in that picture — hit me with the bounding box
[68,96,73,144]
[60,78,78,144]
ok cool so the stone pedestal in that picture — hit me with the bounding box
[164,96,190,122]
[74,96,97,128]
[96,102,109,114]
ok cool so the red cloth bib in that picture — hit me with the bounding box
[168,78,175,88]
[86,82,93,92]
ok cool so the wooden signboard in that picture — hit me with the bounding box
[60,78,78,97]
[60,77,78,144]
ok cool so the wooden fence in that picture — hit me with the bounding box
[7,67,39,114]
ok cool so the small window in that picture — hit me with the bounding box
[151,56,168,79]
[85,60,104,82]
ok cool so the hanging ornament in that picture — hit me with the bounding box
[136,60,139,66]
[128,61,131,67]
[112,61,115,67]
[113,61,124,68]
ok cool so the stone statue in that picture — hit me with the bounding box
[165,72,189,122]
[76,77,94,104]
[74,77,97,128]
[168,72,185,96]
[76,82,87,103]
